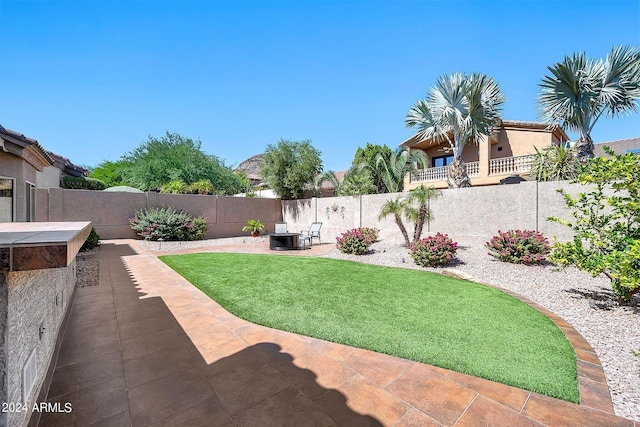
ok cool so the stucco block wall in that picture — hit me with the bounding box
[0,273,7,427]
[4,262,75,427]
[36,189,283,239]
[283,181,583,244]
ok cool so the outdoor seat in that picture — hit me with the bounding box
[274,222,288,233]
[300,222,322,246]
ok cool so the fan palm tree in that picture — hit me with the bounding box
[405,72,506,189]
[404,184,441,245]
[538,45,640,163]
[378,198,411,247]
[374,149,428,193]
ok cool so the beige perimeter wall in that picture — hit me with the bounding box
[283,181,586,244]
[36,189,283,239]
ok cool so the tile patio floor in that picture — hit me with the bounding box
[37,239,636,426]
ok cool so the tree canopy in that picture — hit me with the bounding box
[260,139,322,200]
[119,132,243,194]
[352,143,394,193]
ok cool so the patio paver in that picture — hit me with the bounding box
[36,239,636,426]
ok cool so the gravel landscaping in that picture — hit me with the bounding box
[78,236,640,421]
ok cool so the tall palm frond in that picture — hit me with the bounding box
[314,170,340,193]
[406,72,505,188]
[538,45,640,161]
[374,149,428,193]
[378,197,411,246]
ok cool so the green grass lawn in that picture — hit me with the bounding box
[160,253,579,402]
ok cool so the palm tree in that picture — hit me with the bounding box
[404,184,441,245]
[378,198,411,246]
[529,144,581,182]
[405,72,506,189]
[374,149,428,193]
[314,163,375,196]
[538,45,640,163]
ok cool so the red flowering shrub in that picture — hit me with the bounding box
[336,227,378,255]
[486,230,550,265]
[410,233,458,267]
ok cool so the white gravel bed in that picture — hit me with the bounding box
[137,236,268,251]
[325,234,640,422]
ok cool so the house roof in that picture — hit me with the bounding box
[593,136,640,157]
[235,154,264,181]
[45,150,89,177]
[400,119,569,148]
[0,125,53,164]
[319,170,347,190]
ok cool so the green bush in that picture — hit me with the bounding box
[549,148,640,303]
[410,233,458,267]
[129,207,208,241]
[81,227,100,251]
[336,228,376,255]
[485,230,550,265]
[62,176,107,190]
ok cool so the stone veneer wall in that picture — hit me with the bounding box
[4,262,76,427]
[1,273,7,427]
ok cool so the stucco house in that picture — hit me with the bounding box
[400,119,570,190]
[0,125,87,222]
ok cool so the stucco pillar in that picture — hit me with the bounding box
[479,135,490,178]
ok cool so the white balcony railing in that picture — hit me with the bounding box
[410,161,480,183]
[410,155,535,183]
[489,154,535,175]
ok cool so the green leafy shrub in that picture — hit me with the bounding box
[81,227,100,251]
[336,228,376,255]
[549,148,640,303]
[129,207,208,241]
[160,180,189,194]
[62,176,107,190]
[188,179,215,195]
[410,233,458,267]
[485,230,551,264]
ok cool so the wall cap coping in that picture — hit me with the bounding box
[0,221,92,272]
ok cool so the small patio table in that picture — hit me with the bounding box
[269,233,300,250]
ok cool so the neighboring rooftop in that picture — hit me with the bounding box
[594,136,640,157]
[45,150,89,177]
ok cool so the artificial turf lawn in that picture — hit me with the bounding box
[160,253,579,402]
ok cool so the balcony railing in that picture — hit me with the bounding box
[489,154,535,175]
[410,155,535,183]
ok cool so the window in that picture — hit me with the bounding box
[432,155,454,168]
[0,178,14,222]
[26,182,36,222]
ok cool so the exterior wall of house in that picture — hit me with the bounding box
[498,126,559,157]
[0,151,39,222]
[36,189,283,239]
[36,166,62,189]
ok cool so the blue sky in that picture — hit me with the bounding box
[1,0,639,172]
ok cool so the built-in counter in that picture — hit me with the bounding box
[0,221,91,427]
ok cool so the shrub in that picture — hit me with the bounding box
[486,230,550,265]
[410,233,457,267]
[81,227,100,251]
[359,227,380,245]
[336,228,376,255]
[62,176,107,190]
[129,207,208,241]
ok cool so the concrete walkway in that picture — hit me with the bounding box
[37,240,636,426]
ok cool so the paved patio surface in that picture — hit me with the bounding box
[37,239,636,426]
